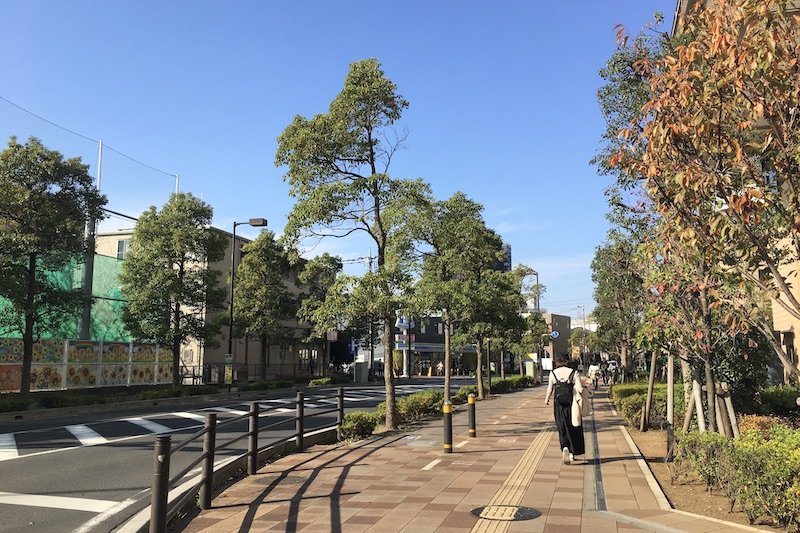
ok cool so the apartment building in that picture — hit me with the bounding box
[96,228,323,382]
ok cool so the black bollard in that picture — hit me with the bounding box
[468,393,476,438]
[443,400,453,453]
[248,401,259,475]
[149,435,172,533]
[199,413,216,510]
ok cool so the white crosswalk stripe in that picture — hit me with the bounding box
[172,411,206,421]
[0,491,117,513]
[0,434,18,461]
[66,425,108,446]
[125,417,173,434]
[211,407,248,416]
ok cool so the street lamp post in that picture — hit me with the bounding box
[228,218,268,372]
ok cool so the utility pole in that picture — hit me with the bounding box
[79,140,103,340]
[578,304,587,366]
[365,251,376,377]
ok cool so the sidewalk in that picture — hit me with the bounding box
[177,385,763,533]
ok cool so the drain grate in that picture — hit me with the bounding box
[470,505,541,521]
[254,475,307,486]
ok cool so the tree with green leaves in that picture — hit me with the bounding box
[0,137,106,394]
[296,253,344,374]
[409,192,510,400]
[276,58,430,429]
[234,230,298,380]
[120,193,226,386]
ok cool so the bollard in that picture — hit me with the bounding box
[199,413,217,510]
[296,391,304,451]
[443,400,453,453]
[337,387,344,440]
[149,435,172,533]
[248,401,259,475]
[468,393,476,438]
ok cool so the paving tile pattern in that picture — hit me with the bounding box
[179,383,758,533]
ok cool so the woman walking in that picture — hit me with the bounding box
[545,355,586,464]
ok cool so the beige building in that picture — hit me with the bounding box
[96,228,323,383]
[542,313,571,360]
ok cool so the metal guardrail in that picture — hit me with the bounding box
[147,387,345,532]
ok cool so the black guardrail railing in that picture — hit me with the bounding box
[148,387,345,532]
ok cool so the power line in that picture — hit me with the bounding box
[0,95,177,178]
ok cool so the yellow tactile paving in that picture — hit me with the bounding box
[470,424,553,533]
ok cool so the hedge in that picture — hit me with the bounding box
[237,379,294,392]
[674,424,800,532]
[759,385,800,417]
[611,383,686,428]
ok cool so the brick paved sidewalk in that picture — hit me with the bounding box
[177,384,763,533]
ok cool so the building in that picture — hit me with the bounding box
[96,228,325,383]
[542,313,571,360]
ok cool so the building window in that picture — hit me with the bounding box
[420,323,426,334]
[437,322,443,335]
[117,239,130,260]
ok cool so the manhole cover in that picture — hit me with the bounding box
[254,475,307,486]
[470,505,541,521]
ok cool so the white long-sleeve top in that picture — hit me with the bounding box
[545,366,584,404]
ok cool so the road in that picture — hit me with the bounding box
[0,378,470,533]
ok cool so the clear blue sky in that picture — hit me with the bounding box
[0,1,674,322]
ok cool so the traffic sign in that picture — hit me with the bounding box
[550,331,560,339]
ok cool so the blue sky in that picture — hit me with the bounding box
[0,1,674,321]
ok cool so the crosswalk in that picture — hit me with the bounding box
[0,384,441,462]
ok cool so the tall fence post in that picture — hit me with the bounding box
[199,413,217,510]
[468,393,476,437]
[296,391,304,451]
[443,400,453,453]
[149,435,172,533]
[248,401,259,475]
[337,387,344,440]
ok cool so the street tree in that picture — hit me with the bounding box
[0,137,106,394]
[234,231,297,380]
[409,192,506,400]
[276,58,430,429]
[612,0,800,382]
[296,253,344,373]
[120,193,226,386]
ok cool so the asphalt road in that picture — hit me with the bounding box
[0,378,470,533]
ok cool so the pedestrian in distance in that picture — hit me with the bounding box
[588,359,600,390]
[545,354,587,464]
[600,359,609,385]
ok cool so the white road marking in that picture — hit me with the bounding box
[172,411,205,421]
[260,398,291,404]
[125,417,173,434]
[74,492,146,532]
[66,425,108,446]
[276,407,294,413]
[211,407,248,416]
[421,459,441,471]
[0,434,18,461]
[455,440,468,448]
[343,395,370,402]
[0,491,117,513]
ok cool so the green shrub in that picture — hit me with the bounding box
[397,390,444,421]
[309,377,333,387]
[184,385,218,396]
[238,380,294,392]
[617,388,685,428]
[759,385,800,417]
[340,411,381,440]
[737,414,788,438]
[36,393,109,409]
[139,387,184,400]
[675,424,800,531]
[0,396,30,413]
[730,426,800,529]
[674,430,733,490]
[455,385,479,402]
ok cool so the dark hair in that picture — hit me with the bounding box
[555,355,570,368]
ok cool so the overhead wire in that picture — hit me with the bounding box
[0,94,177,178]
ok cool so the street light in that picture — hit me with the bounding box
[228,218,268,365]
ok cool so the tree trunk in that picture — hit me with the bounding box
[20,253,37,396]
[476,337,485,400]
[443,312,451,402]
[704,358,717,433]
[172,329,181,387]
[680,350,692,408]
[260,334,268,381]
[382,318,397,429]
[500,344,506,380]
[641,350,658,432]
